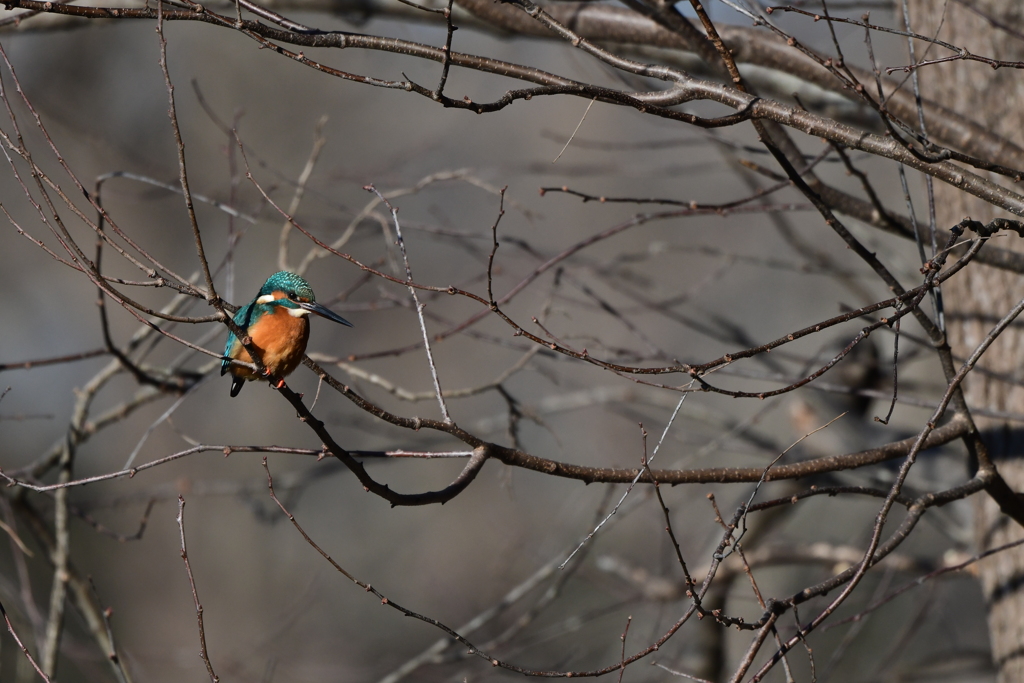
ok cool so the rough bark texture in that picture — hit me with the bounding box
[904,2,1024,680]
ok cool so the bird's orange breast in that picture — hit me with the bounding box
[229,306,310,380]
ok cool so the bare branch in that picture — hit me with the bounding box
[176,496,219,683]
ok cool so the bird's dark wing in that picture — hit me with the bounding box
[221,301,257,376]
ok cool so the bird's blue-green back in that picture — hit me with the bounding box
[222,301,258,374]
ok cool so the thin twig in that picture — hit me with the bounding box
[0,599,51,682]
[652,661,714,682]
[721,412,847,560]
[40,440,71,677]
[176,496,219,683]
[616,615,632,683]
[86,577,130,683]
[157,0,219,306]
[552,98,596,163]
[365,185,452,423]
[874,310,900,425]
[278,115,328,272]
[560,386,691,568]
[432,0,457,99]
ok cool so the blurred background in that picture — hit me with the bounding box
[0,1,1002,681]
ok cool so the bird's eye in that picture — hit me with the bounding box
[287,293,297,300]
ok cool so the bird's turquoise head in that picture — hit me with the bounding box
[253,271,353,326]
[257,271,316,302]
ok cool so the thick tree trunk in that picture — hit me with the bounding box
[904,2,1024,680]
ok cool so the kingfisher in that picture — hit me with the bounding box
[221,271,352,397]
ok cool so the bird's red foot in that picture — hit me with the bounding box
[260,368,286,390]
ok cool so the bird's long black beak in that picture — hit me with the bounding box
[299,301,354,327]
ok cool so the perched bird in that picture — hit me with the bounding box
[221,271,352,397]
